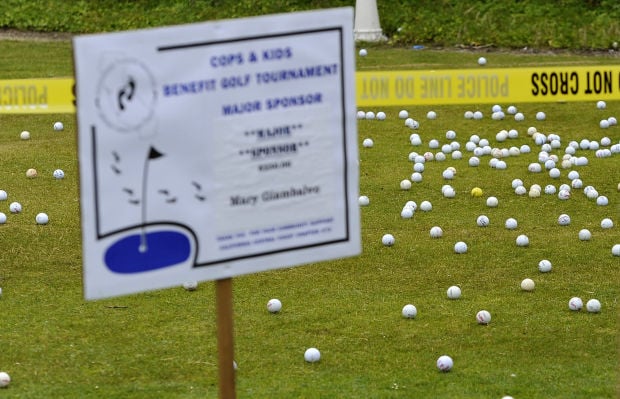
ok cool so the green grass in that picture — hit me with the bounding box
[0,40,618,398]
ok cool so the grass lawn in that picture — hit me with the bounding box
[0,37,618,398]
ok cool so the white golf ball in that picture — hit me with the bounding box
[20,130,30,140]
[420,201,432,212]
[402,304,417,319]
[596,196,608,206]
[447,286,461,299]
[600,218,613,229]
[596,100,606,109]
[476,310,491,324]
[454,241,468,254]
[613,244,620,256]
[429,226,443,238]
[600,119,609,128]
[356,110,366,119]
[362,138,374,148]
[437,355,453,372]
[578,229,592,241]
[304,347,321,363]
[358,196,370,206]
[0,190,6,201]
[516,234,529,247]
[538,259,552,273]
[53,121,64,131]
[401,208,414,219]
[182,281,198,291]
[400,179,412,190]
[473,110,483,120]
[9,202,22,214]
[267,298,282,313]
[398,110,409,119]
[536,111,546,121]
[35,212,49,225]
[53,169,65,179]
[568,297,583,311]
[359,48,367,57]
[0,371,10,388]
[586,299,601,313]
[478,56,487,66]
[476,215,490,227]
[486,196,499,207]
[558,214,571,226]
[0,213,6,224]
[505,218,518,230]
[521,278,535,291]
[515,112,525,121]
[365,111,375,120]
[558,189,571,200]
[427,110,437,120]
[411,172,423,182]
[382,234,395,246]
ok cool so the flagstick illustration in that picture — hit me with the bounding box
[139,146,164,253]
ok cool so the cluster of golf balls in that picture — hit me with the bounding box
[357,100,617,374]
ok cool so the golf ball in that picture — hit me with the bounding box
[578,229,592,241]
[9,202,22,214]
[26,168,38,178]
[471,187,483,197]
[365,111,375,120]
[267,298,282,313]
[400,179,412,190]
[304,347,321,363]
[358,195,370,206]
[382,234,395,246]
[505,218,518,230]
[586,299,601,313]
[516,234,529,247]
[53,121,64,131]
[401,208,414,219]
[612,244,620,256]
[568,297,583,311]
[402,304,417,319]
[596,100,606,109]
[0,190,6,200]
[359,48,367,56]
[478,56,487,66]
[362,138,374,148]
[182,281,198,291]
[447,286,461,299]
[35,212,49,225]
[536,111,546,121]
[476,310,491,325]
[437,355,453,372]
[0,213,6,224]
[600,218,613,229]
[376,111,386,120]
[429,226,443,238]
[486,196,499,207]
[454,241,468,254]
[476,215,490,227]
[20,130,30,140]
[53,169,65,179]
[521,278,535,291]
[538,259,552,273]
[420,201,432,212]
[558,214,571,226]
[398,110,409,119]
[0,371,10,388]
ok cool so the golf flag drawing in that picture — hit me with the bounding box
[73,8,360,300]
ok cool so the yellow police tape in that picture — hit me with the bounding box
[1,65,618,114]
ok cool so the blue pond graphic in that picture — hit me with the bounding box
[104,230,191,273]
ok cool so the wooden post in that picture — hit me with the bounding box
[216,278,236,399]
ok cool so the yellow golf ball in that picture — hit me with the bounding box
[471,187,483,197]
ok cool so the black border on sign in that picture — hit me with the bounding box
[91,26,351,268]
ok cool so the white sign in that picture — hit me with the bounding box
[74,8,360,300]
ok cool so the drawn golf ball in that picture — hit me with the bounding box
[447,286,461,299]
[437,355,453,372]
[538,259,552,273]
[402,304,417,319]
[586,299,601,313]
[359,48,367,57]
[486,196,499,207]
[362,138,374,148]
[600,218,613,229]
[578,229,592,241]
[53,121,64,131]
[20,130,30,140]
[429,226,443,238]
[267,298,282,313]
[35,213,49,225]
[182,281,198,291]
[558,214,571,226]
[26,168,38,178]
[9,202,22,214]
[382,234,395,246]
[0,371,10,388]
[358,196,370,206]
[454,241,468,254]
[476,310,491,324]
[0,190,7,201]
[568,297,583,311]
[521,278,535,291]
[53,169,65,179]
[516,234,529,247]
[476,215,490,227]
[304,348,321,363]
